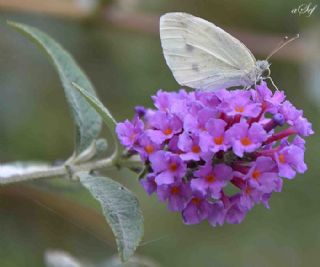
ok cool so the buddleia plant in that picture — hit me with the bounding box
[0,13,314,263]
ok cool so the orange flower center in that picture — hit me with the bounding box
[214,136,224,145]
[191,197,201,205]
[191,145,201,153]
[205,174,216,183]
[240,137,252,146]
[170,186,180,195]
[169,163,178,172]
[279,154,286,163]
[252,170,261,180]
[163,128,173,135]
[235,106,245,113]
[144,145,154,154]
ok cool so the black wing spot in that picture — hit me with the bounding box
[185,44,194,52]
[192,63,199,72]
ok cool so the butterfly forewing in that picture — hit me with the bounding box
[160,12,257,90]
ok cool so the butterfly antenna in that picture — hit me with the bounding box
[266,34,300,60]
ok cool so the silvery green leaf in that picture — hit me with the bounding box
[98,255,161,267]
[78,173,144,262]
[44,250,84,267]
[8,21,102,155]
[72,82,117,132]
[71,141,98,164]
[94,138,108,159]
[68,138,108,164]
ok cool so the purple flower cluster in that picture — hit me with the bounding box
[116,82,313,226]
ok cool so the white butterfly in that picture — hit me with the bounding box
[160,12,296,91]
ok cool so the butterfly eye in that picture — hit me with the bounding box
[256,60,270,78]
[256,60,270,70]
[262,68,271,78]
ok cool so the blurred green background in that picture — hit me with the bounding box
[0,0,319,266]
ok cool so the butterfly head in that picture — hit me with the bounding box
[255,60,279,90]
[256,60,271,80]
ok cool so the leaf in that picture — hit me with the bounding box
[78,173,144,262]
[72,82,117,133]
[8,21,102,154]
[73,138,109,164]
[72,82,120,158]
[98,255,161,267]
[94,138,109,159]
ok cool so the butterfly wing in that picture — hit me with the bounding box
[160,12,257,90]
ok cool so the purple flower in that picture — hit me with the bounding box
[208,195,246,226]
[239,180,275,210]
[182,192,211,224]
[167,135,181,154]
[191,163,233,199]
[134,106,146,118]
[292,135,305,150]
[135,133,160,161]
[226,121,268,157]
[169,90,201,119]
[253,81,285,113]
[169,98,189,119]
[152,90,174,112]
[199,118,229,153]
[117,83,313,227]
[244,156,282,194]
[178,132,203,161]
[239,185,265,210]
[157,182,192,211]
[220,90,261,117]
[140,174,157,195]
[279,101,302,125]
[195,90,221,107]
[149,151,186,185]
[146,112,182,144]
[116,117,144,149]
[207,201,225,226]
[224,195,247,224]
[275,145,307,179]
[293,116,314,136]
[183,108,217,134]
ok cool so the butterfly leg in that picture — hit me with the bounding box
[266,77,279,91]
